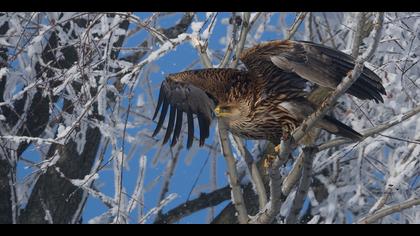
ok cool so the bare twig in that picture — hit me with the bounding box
[281,150,305,195]
[231,12,251,68]
[219,13,240,68]
[217,122,249,224]
[285,12,308,40]
[285,147,316,224]
[232,135,268,210]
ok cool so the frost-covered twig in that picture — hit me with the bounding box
[357,197,420,224]
[351,12,366,58]
[138,193,177,224]
[155,143,182,221]
[127,155,147,215]
[0,136,64,145]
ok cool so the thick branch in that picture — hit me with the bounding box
[154,185,231,224]
[249,137,291,224]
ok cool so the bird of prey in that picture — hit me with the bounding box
[152,40,386,149]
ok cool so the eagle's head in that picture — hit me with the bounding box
[214,102,250,125]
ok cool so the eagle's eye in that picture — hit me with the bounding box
[214,105,232,117]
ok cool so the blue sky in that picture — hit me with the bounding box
[17,12,301,224]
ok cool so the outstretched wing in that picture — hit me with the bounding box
[152,79,215,149]
[240,40,386,103]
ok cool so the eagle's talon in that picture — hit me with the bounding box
[264,154,277,169]
[274,144,281,153]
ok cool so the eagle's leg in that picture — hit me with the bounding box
[263,154,277,169]
[265,128,293,169]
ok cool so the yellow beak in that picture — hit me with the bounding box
[214,106,222,117]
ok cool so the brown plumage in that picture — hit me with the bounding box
[152,40,386,148]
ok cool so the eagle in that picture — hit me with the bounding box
[151,40,386,149]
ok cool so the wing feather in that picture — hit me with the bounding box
[186,110,194,148]
[152,78,215,148]
[240,40,386,103]
[162,105,176,145]
[171,108,183,146]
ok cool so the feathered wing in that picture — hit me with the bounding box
[240,40,386,103]
[152,79,214,148]
[152,69,242,148]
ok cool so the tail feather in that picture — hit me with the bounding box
[319,115,363,141]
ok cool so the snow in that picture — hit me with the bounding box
[191,21,204,34]
[136,94,145,107]
[70,173,99,187]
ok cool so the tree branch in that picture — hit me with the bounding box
[231,12,251,68]
[285,147,316,224]
[249,137,291,224]
[232,135,268,210]
[285,12,308,40]
[357,198,420,224]
[217,122,249,224]
[154,185,231,224]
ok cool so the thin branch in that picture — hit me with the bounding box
[232,135,268,210]
[155,143,182,221]
[351,12,366,58]
[285,147,316,224]
[231,12,251,68]
[357,198,420,224]
[217,122,249,224]
[281,149,305,195]
[219,13,240,68]
[285,12,308,40]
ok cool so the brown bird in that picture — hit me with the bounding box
[152,40,386,149]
